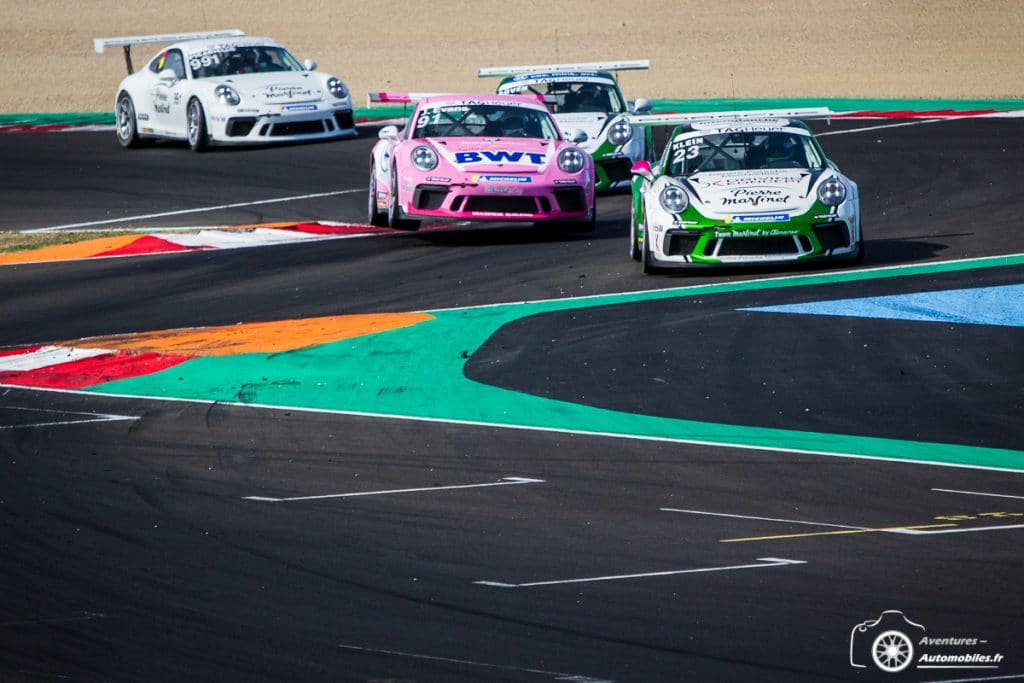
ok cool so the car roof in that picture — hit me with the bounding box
[671,118,814,137]
[417,93,551,111]
[167,36,284,54]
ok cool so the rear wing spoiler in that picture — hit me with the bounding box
[366,91,556,106]
[366,92,448,105]
[478,60,650,78]
[93,29,244,74]
[626,107,832,127]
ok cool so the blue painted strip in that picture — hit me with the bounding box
[742,284,1024,327]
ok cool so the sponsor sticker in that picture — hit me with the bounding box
[285,104,318,112]
[726,213,790,224]
[472,174,533,183]
[455,150,546,165]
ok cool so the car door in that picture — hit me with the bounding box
[148,49,189,138]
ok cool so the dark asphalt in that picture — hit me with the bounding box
[1,118,1023,682]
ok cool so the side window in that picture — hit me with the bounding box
[165,50,186,80]
[148,49,186,79]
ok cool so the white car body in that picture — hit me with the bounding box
[479,61,652,191]
[95,30,356,150]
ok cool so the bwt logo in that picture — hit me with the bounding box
[850,611,926,673]
[454,151,546,165]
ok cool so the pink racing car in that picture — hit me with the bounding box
[367,93,596,231]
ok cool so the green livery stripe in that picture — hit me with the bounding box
[86,253,1024,472]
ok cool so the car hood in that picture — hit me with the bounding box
[212,73,325,104]
[686,169,818,214]
[430,138,557,172]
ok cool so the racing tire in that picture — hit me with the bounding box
[564,205,597,235]
[387,170,420,231]
[367,170,389,227]
[641,225,661,275]
[116,92,142,149]
[187,98,208,152]
[629,202,641,261]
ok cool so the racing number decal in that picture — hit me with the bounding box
[671,137,704,165]
[189,54,222,71]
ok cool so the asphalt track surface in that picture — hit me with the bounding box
[1,118,1023,682]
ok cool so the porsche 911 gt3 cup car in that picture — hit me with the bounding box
[628,108,862,273]
[366,93,595,231]
[94,30,357,150]
[479,61,652,192]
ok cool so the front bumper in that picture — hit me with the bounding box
[403,181,592,222]
[209,107,357,145]
[649,219,861,268]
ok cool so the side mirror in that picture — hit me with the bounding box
[632,97,653,114]
[566,128,588,144]
[631,160,654,182]
[378,125,399,140]
[157,68,178,84]
[303,59,317,71]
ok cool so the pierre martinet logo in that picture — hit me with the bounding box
[850,610,1006,674]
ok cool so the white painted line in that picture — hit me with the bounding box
[932,488,1024,501]
[0,406,138,430]
[475,557,806,588]
[889,524,1024,536]
[0,346,111,372]
[336,644,613,682]
[244,476,544,502]
[660,507,868,530]
[23,381,1024,475]
[927,672,1024,682]
[818,118,953,137]
[25,188,364,233]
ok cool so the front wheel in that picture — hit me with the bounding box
[387,169,420,230]
[641,225,660,275]
[187,98,208,152]
[367,170,388,227]
[116,92,141,148]
[629,202,641,261]
[564,205,597,234]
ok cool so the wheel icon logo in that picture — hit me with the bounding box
[872,629,914,672]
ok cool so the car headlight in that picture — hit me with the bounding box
[215,85,240,106]
[817,177,847,206]
[411,145,438,171]
[558,147,586,173]
[607,118,633,145]
[327,77,348,99]
[659,184,689,214]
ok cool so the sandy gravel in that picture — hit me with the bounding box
[1,0,1022,113]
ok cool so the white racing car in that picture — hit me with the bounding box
[478,61,652,192]
[628,108,863,273]
[94,30,357,150]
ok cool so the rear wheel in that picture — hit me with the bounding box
[367,169,388,227]
[116,92,141,148]
[187,98,208,152]
[387,169,420,230]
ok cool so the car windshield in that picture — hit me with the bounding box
[412,103,559,139]
[188,45,303,79]
[667,130,823,175]
[504,81,625,114]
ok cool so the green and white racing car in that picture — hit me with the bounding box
[628,108,862,273]
[478,60,652,192]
